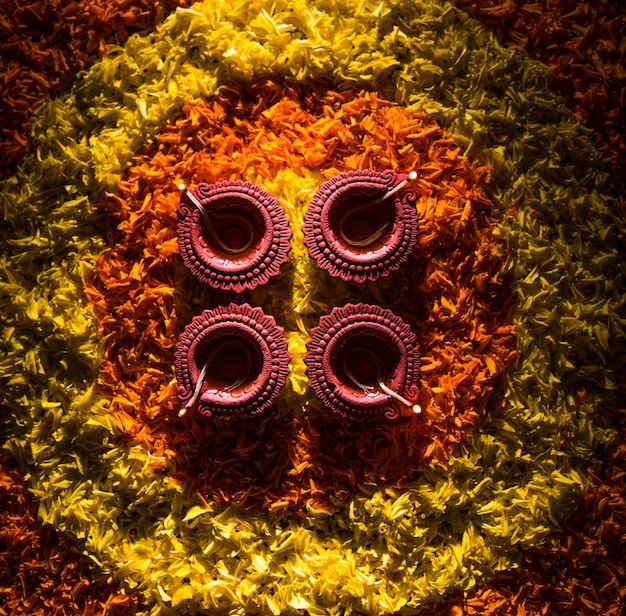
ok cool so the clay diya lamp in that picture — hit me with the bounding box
[302,169,419,282]
[174,303,290,419]
[177,180,291,292]
[304,304,421,421]
[304,303,421,421]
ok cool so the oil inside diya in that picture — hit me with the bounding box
[304,303,421,421]
[174,303,290,419]
[302,169,419,282]
[177,180,291,292]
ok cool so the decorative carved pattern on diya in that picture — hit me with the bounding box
[302,169,419,282]
[177,180,292,292]
[304,303,421,421]
[174,303,290,420]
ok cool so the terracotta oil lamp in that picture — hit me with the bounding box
[177,180,291,292]
[175,303,290,419]
[304,303,421,421]
[302,169,419,282]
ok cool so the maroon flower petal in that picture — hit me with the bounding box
[304,303,421,421]
[174,303,290,419]
[177,180,291,292]
[302,169,419,282]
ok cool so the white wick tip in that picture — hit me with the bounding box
[178,407,188,417]
[408,171,417,180]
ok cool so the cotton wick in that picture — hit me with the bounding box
[181,361,209,416]
[376,379,422,414]
[338,170,418,248]
[183,188,254,255]
[180,343,251,416]
[371,170,418,206]
[343,346,421,414]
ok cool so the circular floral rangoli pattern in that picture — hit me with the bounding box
[85,79,515,514]
[0,0,624,614]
